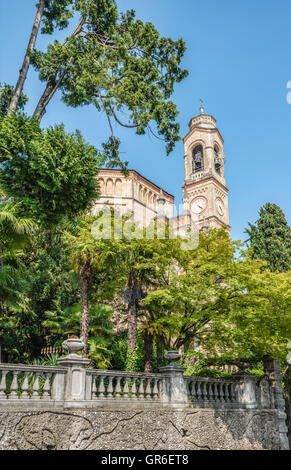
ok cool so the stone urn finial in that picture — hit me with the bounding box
[62,336,85,358]
[164,350,181,366]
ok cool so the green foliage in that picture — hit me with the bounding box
[246,202,291,272]
[0,224,79,362]
[0,114,102,226]
[0,196,37,258]
[41,0,75,35]
[110,331,145,372]
[31,0,188,154]
[0,191,38,363]
[0,82,28,116]
[44,301,114,368]
[31,353,60,366]
[0,296,39,363]
[125,334,145,372]
[143,228,291,362]
[109,333,128,370]
[182,351,265,379]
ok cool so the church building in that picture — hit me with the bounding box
[93,104,229,232]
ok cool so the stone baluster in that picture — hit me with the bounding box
[233,382,239,402]
[32,372,41,399]
[230,382,235,401]
[115,376,122,398]
[189,380,195,399]
[213,382,219,403]
[42,372,51,399]
[0,371,8,398]
[92,376,97,399]
[98,376,106,398]
[152,379,159,400]
[136,378,142,399]
[208,382,214,403]
[218,382,225,403]
[202,381,208,401]
[224,383,230,403]
[144,379,150,400]
[131,377,138,399]
[10,371,19,399]
[196,381,202,402]
[229,382,235,402]
[21,371,30,399]
[123,377,130,398]
[139,378,146,399]
[186,380,191,398]
[107,376,114,399]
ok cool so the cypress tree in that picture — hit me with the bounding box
[246,203,291,272]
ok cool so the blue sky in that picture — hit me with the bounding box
[0,0,291,241]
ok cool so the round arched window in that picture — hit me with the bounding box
[99,178,104,194]
[214,146,221,173]
[192,145,204,173]
[115,179,122,195]
[106,179,113,194]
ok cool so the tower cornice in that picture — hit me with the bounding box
[183,126,224,145]
[183,175,229,193]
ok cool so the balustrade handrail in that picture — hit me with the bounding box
[87,369,167,379]
[0,364,67,373]
[185,375,241,383]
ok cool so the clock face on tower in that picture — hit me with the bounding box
[216,198,224,217]
[191,196,207,215]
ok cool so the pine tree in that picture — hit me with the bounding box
[246,203,291,272]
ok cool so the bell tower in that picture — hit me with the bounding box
[183,102,229,230]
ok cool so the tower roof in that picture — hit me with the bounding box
[183,102,223,144]
[188,102,217,130]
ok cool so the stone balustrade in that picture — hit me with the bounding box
[88,370,163,402]
[0,362,272,411]
[0,346,289,450]
[186,376,239,408]
[0,364,67,403]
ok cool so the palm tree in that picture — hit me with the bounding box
[64,214,118,356]
[0,194,37,269]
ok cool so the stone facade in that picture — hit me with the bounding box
[0,408,281,450]
[93,169,174,227]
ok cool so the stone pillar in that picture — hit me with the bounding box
[240,375,257,409]
[263,356,289,450]
[57,338,90,403]
[50,369,66,402]
[159,351,188,408]
[234,360,257,409]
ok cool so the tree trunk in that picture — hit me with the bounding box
[143,330,153,372]
[126,272,139,354]
[156,337,163,369]
[33,20,84,122]
[79,261,92,357]
[127,300,138,353]
[8,0,45,115]
[33,71,66,122]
